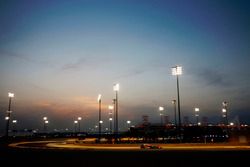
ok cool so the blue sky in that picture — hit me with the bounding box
[0,0,250,133]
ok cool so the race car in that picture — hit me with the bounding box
[140,144,162,149]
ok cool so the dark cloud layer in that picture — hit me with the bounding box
[193,68,231,87]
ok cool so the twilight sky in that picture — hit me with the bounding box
[0,0,250,134]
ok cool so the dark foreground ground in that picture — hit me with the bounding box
[1,145,250,167]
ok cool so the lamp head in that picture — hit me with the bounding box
[159,106,164,111]
[195,108,200,112]
[8,92,14,98]
[97,94,102,102]
[108,105,114,110]
[113,83,119,91]
[171,66,182,75]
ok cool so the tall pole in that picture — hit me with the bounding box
[195,108,200,125]
[222,101,229,126]
[109,118,112,134]
[5,97,12,137]
[6,93,14,138]
[108,105,114,134]
[43,117,48,133]
[176,75,181,131]
[98,95,102,141]
[159,106,164,126]
[172,66,182,141]
[74,121,78,134]
[113,83,119,143]
[115,90,118,140]
[99,99,101,138]
[78,117,82,133]
[12,120,17,136]
[113,99,116,135]
[127,120,131,130]
[172,100,177,127]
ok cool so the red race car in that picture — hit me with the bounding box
[140,144,162,149]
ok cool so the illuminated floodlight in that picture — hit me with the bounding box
[99,120,103,124]
[127,120,131,124]
[12,120,17,123]
[5,116,10,120]
[195,108,200,112]
[74,120,78,124]
[45,120,49,124]
[195,108,199,117]
[113,83,120,91]
[222,108,227,113]
[108,105,114,110]
[109,118,113,121]
[97,94,102,102]
[230,122,234,126]
[171,66,182,76]
[78,117,82,121]
[8,92,14,98]
[43,117,47,121]
[159,106,164,111]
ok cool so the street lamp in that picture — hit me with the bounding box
[98,94,102,141]
[126,120,131,130]
[43,117,48,132]
[74,120,78,133]
[12,120,17,136]
[78,117,82,132]
[172,100,177,126]
[108,105,114,134]
[159,106,164,126]
[194,107,200,125]
[44,120,49,133]
[5,92,14,138]
[109,118,113,134]
[113,83,119,142]
[126,120,132,142]
[222,101,229,126]
[172,65,182,139]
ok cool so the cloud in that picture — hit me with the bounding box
[0,50,31,62]
[116,69,146,79]
[0,50,52,66]
[61,58,87,70]
[193,68,231,87]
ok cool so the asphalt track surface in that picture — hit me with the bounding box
[2,140,250,167]
[8,140,250,151]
